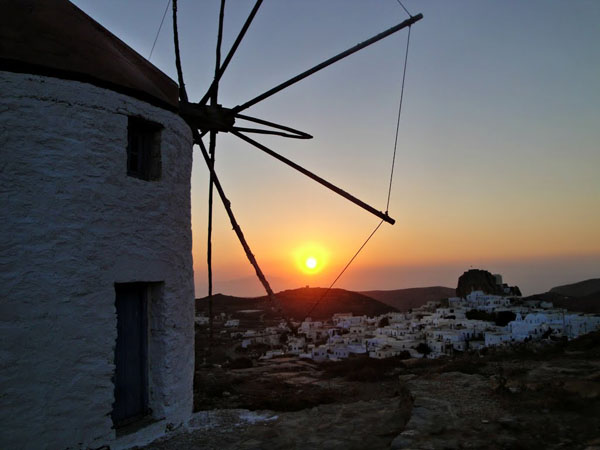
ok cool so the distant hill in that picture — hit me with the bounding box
[525,278,600,314]
[360,286,455,312]
[196,287,397,320]
[549,279,600,298]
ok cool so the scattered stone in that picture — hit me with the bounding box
[399,374,416,382]
[498,416,520,430]
[563,380,600,399]
[489,374,506,391]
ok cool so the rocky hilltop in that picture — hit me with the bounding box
[456,269,521,298]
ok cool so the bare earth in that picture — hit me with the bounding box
[140,333,600,450]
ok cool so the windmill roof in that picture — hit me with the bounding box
[0,0,179,110]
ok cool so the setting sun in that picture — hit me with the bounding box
[305,257,317,270]
[293,243,329,275]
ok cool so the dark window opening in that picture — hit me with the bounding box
[112,283,150,428]
[127,117,162,181]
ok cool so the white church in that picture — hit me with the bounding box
[1,1,195,448]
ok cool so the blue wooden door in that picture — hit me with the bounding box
[112,284,148,427]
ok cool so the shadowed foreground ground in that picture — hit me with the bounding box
[141,333,600,450]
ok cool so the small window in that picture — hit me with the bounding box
[127,117,162,181]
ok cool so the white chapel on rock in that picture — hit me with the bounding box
[0,0,195,448]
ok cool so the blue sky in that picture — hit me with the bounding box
[72,1,600,296]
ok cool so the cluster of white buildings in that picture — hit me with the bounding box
[207,290,600,362]
[227,291,600,362]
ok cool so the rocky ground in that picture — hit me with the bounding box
[140,332,600,450]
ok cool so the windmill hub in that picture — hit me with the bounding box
[179,102,235,133]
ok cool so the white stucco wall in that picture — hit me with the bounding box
[0,71,195,449]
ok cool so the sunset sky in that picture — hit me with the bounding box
[73,0,600,296]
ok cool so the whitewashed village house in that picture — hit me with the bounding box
[1,1,195,449]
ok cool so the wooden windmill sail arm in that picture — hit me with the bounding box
[211,0,226,104]
[206,0,226,342]
[199,0,264,106]
[232,127,309,139]
[195,131,296,331]
[172,0,188,103]
[193,130,280,303]
[232,13,423,114]
[231,130,396,225]
[235,113,312,139]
